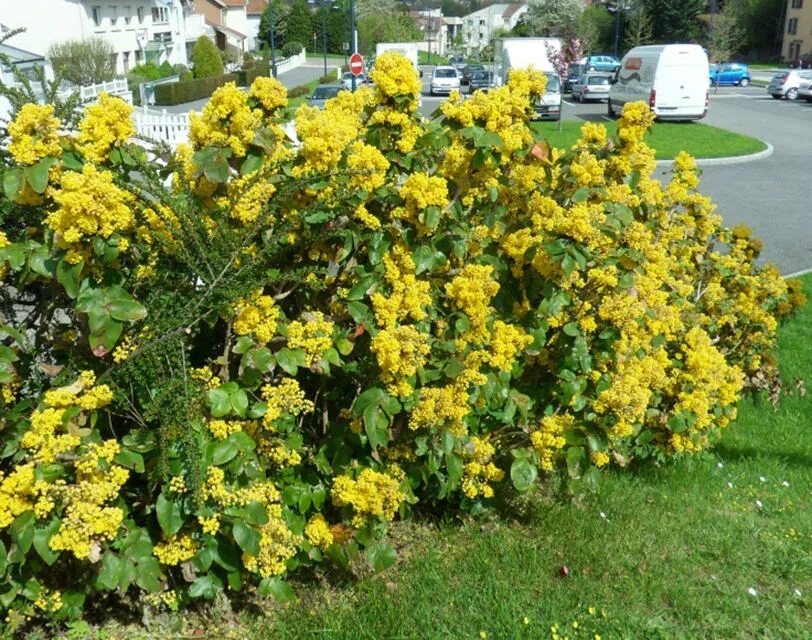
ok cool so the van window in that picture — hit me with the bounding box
[544,73,560,92]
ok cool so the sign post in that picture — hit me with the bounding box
[349,52,364,91]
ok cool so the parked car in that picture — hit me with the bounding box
[790,52,812,69]
[461,63,485,85]
[308,84,342,109]
[531,72,561,121]
[468,70,494,93]
[430,65,460,95]
[709,62,751,86]
[581,54,621,73]
[571,72,612,102]
[564,65,581,92]
[798,79,812,102]
[341,72,367,90]
[767,69,812,99]
[448,56,467,72]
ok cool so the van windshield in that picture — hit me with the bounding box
[434,68,457,78]
[544,73,560,92]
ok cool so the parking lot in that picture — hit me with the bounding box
[417,69,812,275]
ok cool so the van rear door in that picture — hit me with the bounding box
[652,49,709,119]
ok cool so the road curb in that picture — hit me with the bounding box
[655,140,774,168]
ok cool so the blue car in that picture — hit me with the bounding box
[709,62,751,87]
[581,54,621,73]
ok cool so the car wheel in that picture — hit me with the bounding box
[588,65,595,71]
[739,77,750,87]
[787,88,799,100]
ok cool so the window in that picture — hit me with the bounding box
[123,51,130,71]
[154,32,172,44]
[137,6,144,23]
[135,48,143,64]
[109,6,118,27]
[788,18,798,35]
[791,0,802,8]
[124,6,131,25]
[92,5,102,26]
[152,7,169,23]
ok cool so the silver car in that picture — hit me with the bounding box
[767,69,812,100]
[308,85,342,109]
[571,72,612,102]
[799,79,812,102]
[430,66,460,95]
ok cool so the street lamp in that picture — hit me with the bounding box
[349,0,357,91]
[267,0,277,77]
[322,0,328,76]
[608,2,630,58]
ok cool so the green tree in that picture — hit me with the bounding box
[192,36,224,78]
[284,0,314,48]
[727,0,784,58]
[641,0,705,42]
[358,13,422,56]
[525,0,584,36]
[578,5,616,54]
[259,0,290,51]
[704,3,745,63]
[47,38,116,86]
[624,6,655,50]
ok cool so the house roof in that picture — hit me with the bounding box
[206,20,247,39]
[0,42,45,64]
[502,3,525,19]
[246,0,267,15]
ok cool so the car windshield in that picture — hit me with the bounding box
[435,68,457,78]
[587,76,610,85]
[313,87,340,99]
[472,72,491,80]
[544,73,560,91]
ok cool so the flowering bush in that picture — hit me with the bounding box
[0,52,804,627]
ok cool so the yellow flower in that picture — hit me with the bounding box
[8,103,62,165]
[189,82,261,157]
[77,93,135,162]
[331,468,405,527]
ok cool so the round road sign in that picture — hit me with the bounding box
[350,52,364,76]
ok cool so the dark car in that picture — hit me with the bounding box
[468,70,494,93]
[790,52,812,69]
[461,63,486,85]
[308,85,342,109]
[709,62,751,86]
[448,55,467,72]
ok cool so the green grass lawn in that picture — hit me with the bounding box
[77,275,811,640]
[531,121,767,160]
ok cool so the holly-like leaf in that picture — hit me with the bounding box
[156,493,184,537]
[365,542,397,573]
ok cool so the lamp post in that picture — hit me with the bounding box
[268,0,277,77]
[349,0,356,91]
[321,0,327,75]
[609,2,629,59]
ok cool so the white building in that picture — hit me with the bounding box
[410,9,449,58]
[0,0,190,76]
[462,3,528,55]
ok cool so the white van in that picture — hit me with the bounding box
[608,44,710,121]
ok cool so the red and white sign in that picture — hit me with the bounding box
[349,52,364,76]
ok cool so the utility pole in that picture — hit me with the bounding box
[268,0,277,77]
[350,0,356,91]
[322,0,327,75]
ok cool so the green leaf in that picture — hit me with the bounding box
[243,500,269,526]
[353,387,385,416]
[24,158,56,194]
[365,542,397,573]
[33,520,61,565]
[212,439,238,465]
[89,320,123,356]
[362,404,389,449]
[258,576,296,603]
[156,493,184,537]
[240,152,263,175]
[135,556,163,592]
[566,446,585,479]
[98,552,122,590]
[189,573,222,599]
[446,452,463,484]
[108,298,147,322]
[57,258,83,298]
[113,448,145,473]
[207,387,232,418]
[274,348,299,376]
[230,389,249,418]
[3,168,23,201]
[347,301,373,326]
[233,521,261,556]
[10,511,35,554]
[424,206,441,230]
[510,458,538,492]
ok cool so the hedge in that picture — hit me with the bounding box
[153,72,240,106]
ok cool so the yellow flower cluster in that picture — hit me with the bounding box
[242,504,299,577]
[77,93,135,163]
[47,163,134,245]
[461,436,504,499]
[445,264,500,344]
[234,293,280,343]
[266,442,302,468]
[261,378,315,430]
[392,172,449,233]
[368,108,423,153]
[293,93,365,175]
[224,174,277,225]
[346,141,389,192]
[249,76,288,114]
[198,514,221,535]
[370,244,431,329]
[208,418,244,440]
[286,311,334,366]
[370,325,430,397]
[488,321,532,372]
[304,513,334,550]
[153,533,198,566]
[189,83,261,157]
[370,51,423,106]
[8,103,62,165]
[530,414,571,471]
[331,468,405,527]
[200,466,280,509]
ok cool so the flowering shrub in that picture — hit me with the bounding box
[0,52,804,627]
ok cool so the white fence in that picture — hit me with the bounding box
[132,107,190,147]
[58,78,131,102]
[275,49,306,76]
